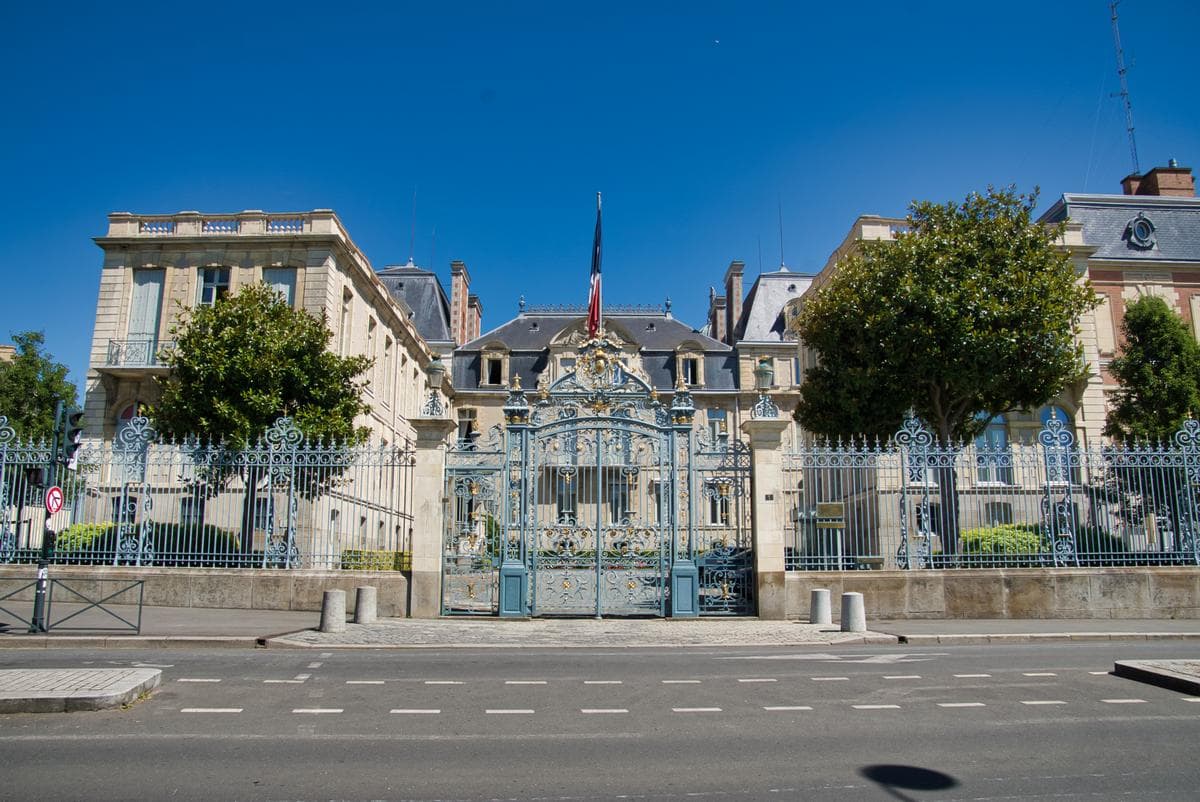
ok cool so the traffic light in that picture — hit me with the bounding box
[62,410,84,471]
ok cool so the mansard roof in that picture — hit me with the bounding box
[1039,194,1200,264]
[733,268,814,343]
[459,309,730,352]
[376,262,454,344]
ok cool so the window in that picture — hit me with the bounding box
[707,484,730,526]
[198,268,230,306]
[180,497,205,528]
[555,476,577,523]
[974,416,1013,484]
[792,357,802,387]
[262,267,296,306]
[339,288,353,354]
[382,337,394,405]
[111,496,138,524]
[984,502,1014,525]
[457,408,477,443]
[681,357,699,385]
[485,357,503,385]
[366,318,377,392]
[607,476,630,524]
[253,497,274,531]
[128,269,164,345]
[707,410,728,445]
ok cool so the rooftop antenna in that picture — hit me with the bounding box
[1110,1,1140,175]
[777,198,787,270]
[409,187,418,264]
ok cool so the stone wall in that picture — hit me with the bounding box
[784,568,1200,620]
[0,567,410,618]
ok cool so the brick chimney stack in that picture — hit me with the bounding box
[723,261,745,345]
[449,260,471,345]
[1121,160,1196,197]
[467,294,483,343]
[707,287,727,344]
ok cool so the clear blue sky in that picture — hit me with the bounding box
[2,1,1198,394]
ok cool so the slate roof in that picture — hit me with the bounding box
[459,312,729,352]
[1039,194,1200,264]
[376,263,454,344]
[733,268,814,343]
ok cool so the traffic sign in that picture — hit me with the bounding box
[45,485,64,516]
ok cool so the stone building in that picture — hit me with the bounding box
[83,210,442,446]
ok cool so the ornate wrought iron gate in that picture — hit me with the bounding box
[441,338,754,617]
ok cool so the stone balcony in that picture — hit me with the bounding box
[99,339,175,377]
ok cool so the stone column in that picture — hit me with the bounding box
[409,417,456,618]
[740,418,790,619]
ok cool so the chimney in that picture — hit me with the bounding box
[449,260,471,345]
[1121,160,1196,197]
[467,294,483,343]
[707,287,727,344]
[723,261,745,345]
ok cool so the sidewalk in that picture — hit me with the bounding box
[2,602,1200,649]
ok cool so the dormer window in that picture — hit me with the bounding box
[485,357,503,385]
[682,357,698,385]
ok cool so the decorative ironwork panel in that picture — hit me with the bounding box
[694,430,754,614]
[442,424,505,614]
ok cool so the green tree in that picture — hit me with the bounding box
[1104,295,1200,443]
[795,187,1098,444]
[0,331,78,440]
[152,283,372,447]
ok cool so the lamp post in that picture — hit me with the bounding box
[421,355,447,417]
[751,357,779,419]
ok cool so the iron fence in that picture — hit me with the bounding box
[0,415,416,570]
[783,413,1200,570]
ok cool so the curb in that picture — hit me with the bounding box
[0,636,261,650]
[0,670,161,714]
[263,633,902,649]
[896,632,1200,645]
[1113,660,1200,695]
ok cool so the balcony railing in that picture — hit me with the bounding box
[105,340,174,368]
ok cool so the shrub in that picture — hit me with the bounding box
[341,549,411,571]
[54,522,115,552]
[961,524,1045,556]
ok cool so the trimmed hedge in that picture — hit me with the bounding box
[341,549,412,571]
[960,524,1044,556]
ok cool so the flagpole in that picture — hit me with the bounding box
[596,191,602,337]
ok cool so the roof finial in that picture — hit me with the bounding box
[518,295,526,313]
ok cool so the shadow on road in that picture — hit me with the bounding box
[860,764,958,801]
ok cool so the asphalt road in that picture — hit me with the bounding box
[2,641,1199,801]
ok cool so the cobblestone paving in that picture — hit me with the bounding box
[272,619,897,648]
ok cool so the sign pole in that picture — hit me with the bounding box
[29,400,63,634]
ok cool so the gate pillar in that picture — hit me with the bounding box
[410,417,457,618]
[670,416,699,618]
[740,418,790,619]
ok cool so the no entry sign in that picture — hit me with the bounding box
[45,485,64,516]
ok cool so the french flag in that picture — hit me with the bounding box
[587,192,602,339]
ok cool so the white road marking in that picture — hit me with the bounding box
[1102,698,1147,704]
[307,662,323,669]
[1089,671,1110,675]
[737,678,777,683]
[764,706,813,711]
[672,707,722,713]
[852,704,900,710]
[811,677,848,681]
[180,708,241,713]
[584,680,623,685]
[346,680,385,685]
[294,674,311,681]
[320,653,332,658]
[1182,698,1200,703]
[390,709,440,714]
[292,708,343,714]
[662,680,702,684]
[264,680,303,684]
[938,702,986,708]
[1023,672,1057,677]
[1021,700,1067,706]
[425,680,463,685]
[176,678,221,683]
[884,675,921,680]
[486,709,534,714]
[505,680,548,685]
[954,674,992,678]
[581,708,629,714]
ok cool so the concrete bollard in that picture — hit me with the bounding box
[354,586,378,624]
[840,591,866,633]
[319,589,346,633]
[809,588,832,626]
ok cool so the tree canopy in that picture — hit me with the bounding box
[1104,294,1200,443]
[794,187,1098,444]
[152,283,372,448]
[0,331,78,440]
